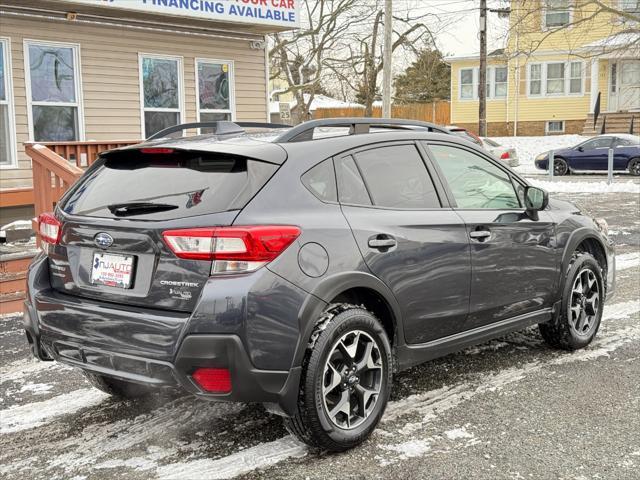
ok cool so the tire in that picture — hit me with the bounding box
[628,158,640,176]
[284,304,393,452]
[553,157,569,176]
[539,252,604,350]
[83,371,155,399]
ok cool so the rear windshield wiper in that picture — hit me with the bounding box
[107,202,179,217]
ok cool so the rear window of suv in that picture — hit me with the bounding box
[60,150,278,220]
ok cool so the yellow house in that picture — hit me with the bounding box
[447,0,640,136]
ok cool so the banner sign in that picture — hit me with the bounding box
[61,0,299,28]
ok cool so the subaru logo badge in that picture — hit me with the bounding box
[94,232,113,249]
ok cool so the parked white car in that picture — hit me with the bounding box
[481,137,520,167]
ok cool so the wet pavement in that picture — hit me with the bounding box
[1,181,639,480]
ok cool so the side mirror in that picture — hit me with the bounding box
[524,186,548,214]
[577,146,584,152]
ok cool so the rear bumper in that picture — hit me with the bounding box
[23,298,301,415]
[23,253,306,416]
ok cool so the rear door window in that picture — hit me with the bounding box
[60,151,278,220]
[353,144,440,209]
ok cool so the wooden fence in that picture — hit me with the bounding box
[313,101,450,126]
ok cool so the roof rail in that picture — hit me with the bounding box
[146,121,290,141]
[273,118,450,143]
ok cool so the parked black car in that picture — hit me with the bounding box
[535,134,640,175]
[24,118,615,452]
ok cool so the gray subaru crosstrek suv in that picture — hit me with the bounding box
[24,119,615,452]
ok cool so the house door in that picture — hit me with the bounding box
[618,60,640,112]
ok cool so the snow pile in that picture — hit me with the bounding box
[530,179,640,194]
[491,134,586,174]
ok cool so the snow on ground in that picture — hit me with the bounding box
[0,388,109,434]
[617,252,640,271]
[490,134,586,174]
[529,179,640,194]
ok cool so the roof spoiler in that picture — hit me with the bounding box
[146,121,290,141]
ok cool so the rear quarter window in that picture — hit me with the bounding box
[60,151,278,220]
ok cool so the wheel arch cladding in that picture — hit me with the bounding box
[575,237,607,273]
[292,272,403,369]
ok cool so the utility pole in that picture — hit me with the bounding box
[382,0,393,118]
[478,0,487,136]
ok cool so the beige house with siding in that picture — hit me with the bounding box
[0,0,298,210]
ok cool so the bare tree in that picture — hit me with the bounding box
[269,0,361,123]
[326,2,450,115]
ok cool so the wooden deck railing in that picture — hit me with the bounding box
[25,140,140,218]
[40,140,139,169]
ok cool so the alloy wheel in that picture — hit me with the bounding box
[322,330,383,430]
[630,160,640,176]
[569,268,599,336]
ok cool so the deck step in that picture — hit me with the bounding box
[0,291,26,315]
[0,250,37,315]
[0,271,27,294]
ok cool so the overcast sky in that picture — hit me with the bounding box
[396,0,510,57]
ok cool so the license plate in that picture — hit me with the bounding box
[91,252,135,288]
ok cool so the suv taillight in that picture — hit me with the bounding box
[162,225,301,274]
[37,212,62,245]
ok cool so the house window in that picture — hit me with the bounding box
[494,67,508,98]
[544,0,571,28]
[620,0,640,13]
[460,66,507,100]
[529,64,542,95]
[528,61,584,97]
[140,54,183,138]
[546,120,565,134]
[0,38,16,168]
[460,68,475,99]
[25,41,83,142]
[196,59,234,133]
[569,61,583,94]
[546,63,565,94]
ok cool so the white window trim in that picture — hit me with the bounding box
[526,60,585,98]
[542,1,574,30]
[459,67,476,101]
[138,53,185,139]
[23,39,85,142]
[0,37,18,169]
[545,120,565,134]
[194,57,236,133]
[459,66,508,101]
[545,61,567,97]
[619,0,640,13]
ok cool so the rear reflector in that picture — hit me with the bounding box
[192,368,231,393]
[500,151,510,160]
[162,225,301,274]
[37,212,62,245]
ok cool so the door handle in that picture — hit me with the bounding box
[368,236,397,249]
[469,230,491,240]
